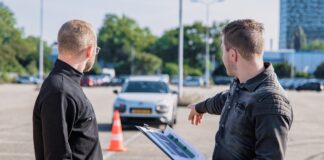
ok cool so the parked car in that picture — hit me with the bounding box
[184,76,204,87]
[296,82,323,92]
[110,75,129,86]
[213,76,232,85]
[81,75,96,87]
[97,75,111,86]
[279,78,307,90]
[170,76,179,85]
[112,76,178,127]
[16,76,40,84]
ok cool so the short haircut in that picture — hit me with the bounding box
[222,19,264,60]
[57,20,96,55]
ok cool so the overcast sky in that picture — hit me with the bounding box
[1,0,280,50]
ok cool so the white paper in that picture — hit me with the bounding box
[137,125,206,160]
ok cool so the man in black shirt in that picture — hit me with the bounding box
[33,20,103,160]
[188,19,293,159]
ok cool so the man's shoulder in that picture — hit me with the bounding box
[44,72,80,91]
[40,73,64,93]
[251,84,292,119]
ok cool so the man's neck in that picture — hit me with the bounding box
[58,56,85,73]
[236,60,265,84]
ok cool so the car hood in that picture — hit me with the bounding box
[117,93,171,103]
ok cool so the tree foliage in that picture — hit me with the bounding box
[98,14,158,75]
[0,2,52,80]
[292,26,307,51]
[273,62,292,78]
[148,21,227,76]
[302,40,324,51]
[314,62,324,79]
[162,63,178,76]
[133,52,162,75]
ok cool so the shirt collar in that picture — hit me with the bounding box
[237,62,274,92]
[53,59,83,84]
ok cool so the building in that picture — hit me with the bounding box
[279,0,324,49]
[264,50,324,74]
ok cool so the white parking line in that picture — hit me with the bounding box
[0,131,30,136]
[0,153,34,157]
[0,140,31,144]
[102,132,141,159]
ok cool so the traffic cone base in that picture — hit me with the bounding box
[106,110,127,152]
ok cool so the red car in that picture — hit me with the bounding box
[81,76,96,87]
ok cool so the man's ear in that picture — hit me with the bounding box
[230,48,238,63]
[85,45,93,58]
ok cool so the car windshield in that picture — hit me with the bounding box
[122,81,169,93]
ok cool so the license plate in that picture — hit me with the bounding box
[131,108,152,114]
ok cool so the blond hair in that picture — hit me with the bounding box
[57,20,96,55]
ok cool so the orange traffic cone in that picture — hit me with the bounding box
[107,110,127,152]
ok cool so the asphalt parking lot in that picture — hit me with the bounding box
[0,84,323,160]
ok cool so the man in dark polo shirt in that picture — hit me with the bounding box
[33,20,103,160]
[188,19,293,160]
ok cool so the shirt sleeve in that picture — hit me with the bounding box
[40,92,77,160]
[253,94,293,160]
[195,90,229,115]
[254,114,290,160]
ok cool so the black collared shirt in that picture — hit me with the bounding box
[196,62,293,160]
[33,59,103,160]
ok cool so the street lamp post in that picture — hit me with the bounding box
[178,0,184,99]
[39,0,44,83]
[291,51,295,78]
[191,0,223,86]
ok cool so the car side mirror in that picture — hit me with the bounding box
[113,90,119,94]
[171,90,178,95]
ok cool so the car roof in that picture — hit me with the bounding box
[127,76,168,83]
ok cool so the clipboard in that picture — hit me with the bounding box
[136,124,206,160]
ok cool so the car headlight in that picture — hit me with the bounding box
[156,104,169,113]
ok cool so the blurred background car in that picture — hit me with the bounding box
[112,76,178,127]
[81,74,112,87]
[213,76,232,85]
[98,74,112,86]
[16,76,40,84]
[109,75,129,86]
[184,76,204,87]
[279,78,323,92]
[170,76,179,85]
[81,75,96,87]
[296,81,323,92]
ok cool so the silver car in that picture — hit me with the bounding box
[112,76,178,127]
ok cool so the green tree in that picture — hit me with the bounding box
[85,64,102,75]
[148,21,226,76]
[184,64,203,76]
[292,26,307,51]
[295,71,310,78]
[21,36,53,75]
[213,63,227,76]
[273,62,292,78]
[314,62,324,79]
[133,52,162,75]
[0,2,52,80]
[302,40,324,51]
[162,63,178,76]
[98,14,156,75]
[0,2,25,74]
